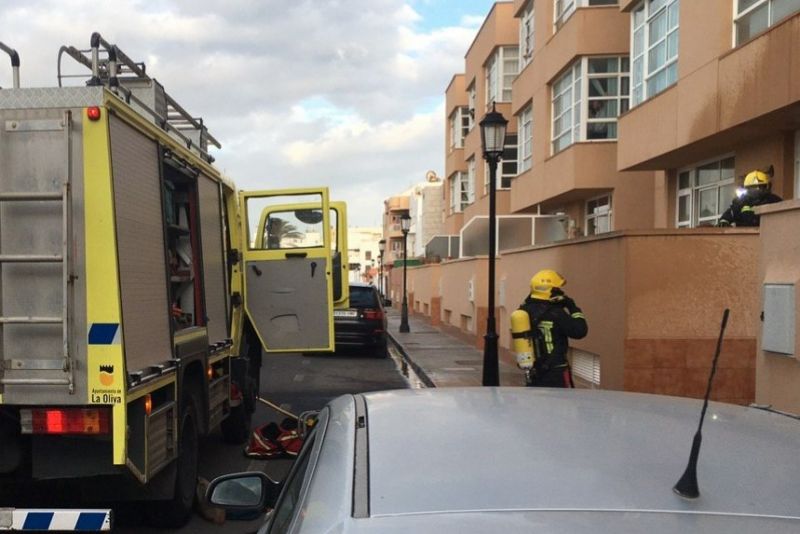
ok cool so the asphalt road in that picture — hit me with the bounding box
[115,343,416,532]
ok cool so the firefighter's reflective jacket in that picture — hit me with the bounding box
[718,190,782,227]
[519,296,588,370]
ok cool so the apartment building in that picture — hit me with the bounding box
[395,0,800,406]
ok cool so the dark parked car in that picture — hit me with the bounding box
[333,282,388,357]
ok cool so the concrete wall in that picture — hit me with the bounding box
[756,199,800,413]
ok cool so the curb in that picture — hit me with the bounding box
[386,332,436,388]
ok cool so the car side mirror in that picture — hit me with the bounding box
[383,298,392,307]
[205,472,282,520]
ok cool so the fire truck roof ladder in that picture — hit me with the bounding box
[57,31,221,163]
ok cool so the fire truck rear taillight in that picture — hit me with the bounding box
[363,309,383,321]
[20,408,110,435]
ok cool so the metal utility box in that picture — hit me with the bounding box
[762,283,796,356]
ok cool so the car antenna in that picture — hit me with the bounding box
[673,308,729,499]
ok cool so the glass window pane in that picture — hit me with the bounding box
[588,58,618,73]
[650,0,668,13]
[621,57,630,72]
[737,0,761,13]
[587,121,616,139]
[668,0,680,29]
[667,31,679,59]
[721,157,735,180]
[588,77,619,97]
[698,188,718,218]
[634,28,645,56]
[648,42,667,73]
[678,171,691,189]
[621,76,630,96]
[736,4,769,44]
[633,58,644,85]
[649,12,667,45]
[771,0,800,24]
[719,183,737,207]
[588,99,618,118]
[697,162,721,185]
[666,62,678,85]
[678,194,690,222]
[620,99,630,113]
[647,70,666,97]
[633,5,645,26]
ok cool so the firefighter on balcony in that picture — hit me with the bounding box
[510,270,587,387]
[717,169,782,227]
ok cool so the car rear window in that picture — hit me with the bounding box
[349,286,378,308]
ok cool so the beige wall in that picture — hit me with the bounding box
[618,12,800,171]
[756,200,800,413]
[396,230,760,401]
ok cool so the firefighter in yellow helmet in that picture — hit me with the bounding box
[717,169,782,227]
[513,269,587,387]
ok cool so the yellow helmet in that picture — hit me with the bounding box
[530,269,566,300]
[743,170,770,188]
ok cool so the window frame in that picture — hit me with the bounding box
[585,193,613,235]
[552,56,630,154]
[733,0,800,46]
[485,46,519,107]
[484,133,518,194]
[520,1,535,70]
[631,0,680,107]
[675,154,737,228]
[468,82,476,131]
[466,157,476,206]
[449,106,470,150]
[518,104,533,172]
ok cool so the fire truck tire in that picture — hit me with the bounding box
[146,395,200,528]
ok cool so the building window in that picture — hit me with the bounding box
[676,156,736,228]
[552,57,629,153]
[585,194,612,235]
[735,0,800,45]
[468,83,476,131]
[552,62,582,153]
[586,57,630,140]
[631,0,680,107]
[449,106,470,150]
[449,172,465,214]
[501,134,518,189]
[518,105,533,172]
[365,250,372,261]
[466,157,476,205]
[484,134,518,194]
[555,0,619,30]
[486,46,519,106]
[520,1,535,69]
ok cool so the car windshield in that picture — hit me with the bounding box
[349,286,378,308]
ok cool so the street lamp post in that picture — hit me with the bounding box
[399,214,411,333]
[378,238,386,297]
[479,102,508,387]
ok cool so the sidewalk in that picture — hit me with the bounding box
[386,307,525,388]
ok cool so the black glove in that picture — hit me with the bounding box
[549,288,575,310]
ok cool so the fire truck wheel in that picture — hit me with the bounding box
[146,395,200,528]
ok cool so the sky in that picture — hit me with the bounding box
[0,0,494,226]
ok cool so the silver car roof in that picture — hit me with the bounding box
[292,388,800,533]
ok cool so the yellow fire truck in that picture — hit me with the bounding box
[0,34,336,527]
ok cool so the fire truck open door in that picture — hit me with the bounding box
[240,188,334,353]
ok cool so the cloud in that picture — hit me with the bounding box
[0,0,479,225]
